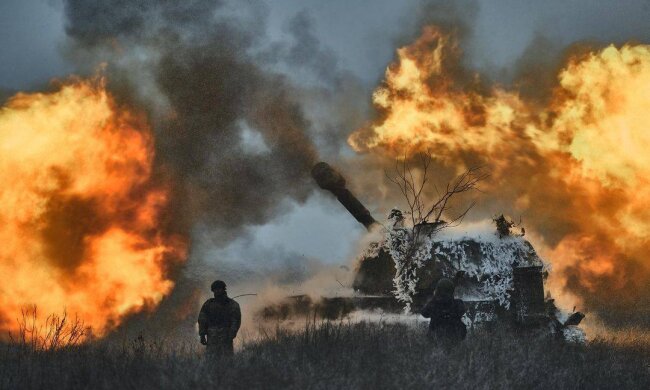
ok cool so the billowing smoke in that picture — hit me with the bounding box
[57,0,366,337]
[63,0,321,242]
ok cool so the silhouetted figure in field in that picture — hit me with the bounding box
[421,278,467,348]
[198,280,241,357]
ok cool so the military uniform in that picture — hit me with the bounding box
[421,278,467,347]
[198,295,241,356]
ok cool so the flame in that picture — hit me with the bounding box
[350,26,650,322]
[0,77,186,338]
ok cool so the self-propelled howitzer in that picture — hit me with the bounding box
[305,161,585,340]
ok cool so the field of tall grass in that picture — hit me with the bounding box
[1,319,648,389]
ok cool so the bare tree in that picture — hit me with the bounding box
[385,152,487,237]
[384,152,487,309]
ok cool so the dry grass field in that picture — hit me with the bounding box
[1,319,648,389]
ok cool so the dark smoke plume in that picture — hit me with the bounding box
[61,0,349,335]
[64,0,319,244]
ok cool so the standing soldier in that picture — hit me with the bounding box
[198,280,241,357]
[421,278,467,348]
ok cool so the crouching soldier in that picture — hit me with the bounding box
[198,280,241,357]
[421,278,466,348]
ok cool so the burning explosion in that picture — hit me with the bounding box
[350,26,650,325]
[0,77,186,338]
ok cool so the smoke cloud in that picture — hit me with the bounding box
[58,0,370,337]
[64,0,322,241]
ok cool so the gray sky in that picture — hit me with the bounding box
[5,0,650,87]
[0,0,70,90]
[3,0,650,268]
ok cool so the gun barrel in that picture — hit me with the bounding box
[311,162,378,230]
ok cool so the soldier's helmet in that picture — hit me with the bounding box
[434,278,455,300]
[211,280,227,291]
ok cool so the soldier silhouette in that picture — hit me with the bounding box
[421,278,467,348]
[198,280,241,357]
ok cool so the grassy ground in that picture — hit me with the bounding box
[1,321,648,389]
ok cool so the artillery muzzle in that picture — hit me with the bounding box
[311,162,378,230]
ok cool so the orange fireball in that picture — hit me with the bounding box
[0,77,186,339]
[350,26,650,320]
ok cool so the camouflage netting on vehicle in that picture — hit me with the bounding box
[356,220,549,313]
[432,234,546,308]
[350,219,587,341]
